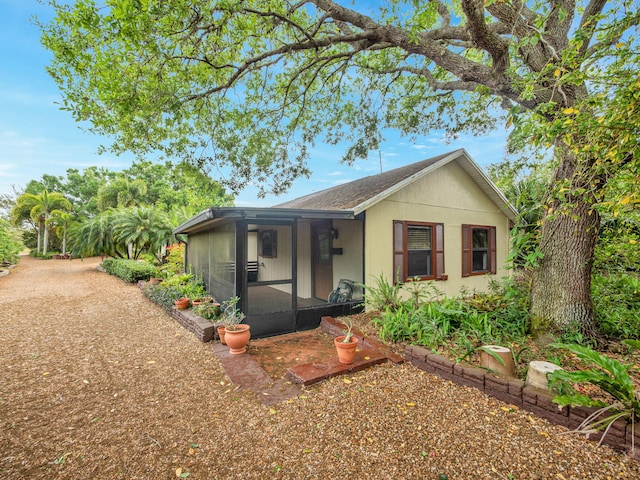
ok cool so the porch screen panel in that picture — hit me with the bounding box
[210,223,236,302]
[187,232,207,285]
[248,224,293,316]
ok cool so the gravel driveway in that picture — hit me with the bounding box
[1,256,638,479]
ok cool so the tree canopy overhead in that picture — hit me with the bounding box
[41,0,639,334]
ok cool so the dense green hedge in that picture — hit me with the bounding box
[101,258,158,283]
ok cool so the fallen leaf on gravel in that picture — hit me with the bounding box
[407,402,416,407]
[343,378,352,384]
[269,408,277,415]
[147,360,156,364]
[42,372,49,376]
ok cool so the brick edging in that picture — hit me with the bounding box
[170,307,216,342]
[406,344,638,459]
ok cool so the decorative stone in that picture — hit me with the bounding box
[526,360,563,390]
[480,345,516,377]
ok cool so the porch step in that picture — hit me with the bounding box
[286,347,387,386]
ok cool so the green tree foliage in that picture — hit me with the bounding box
[97,177,148,211]
[47,210,75,254]
[40,0,639,335]
[70,209,124,259]
[11,190,72,256]
[0,218,22,264]
[112,206,174,262]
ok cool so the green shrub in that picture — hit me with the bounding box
[370,276,529,352]
[101,258,158,283]
[0,219,22,264]
[549,344,639,445]
[361,274,404,312]
[192,302,221,320]
[143,283,182,311]
[159,243,185,277]
[593,273,640,340]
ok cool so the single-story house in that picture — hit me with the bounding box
[174,148,517,338]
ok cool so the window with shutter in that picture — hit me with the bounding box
[393,220,445,283]
[462,224,497,276]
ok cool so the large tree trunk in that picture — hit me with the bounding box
[530,145,599,336]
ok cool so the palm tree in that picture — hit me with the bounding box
[112,206,173,262]
[12,190,72,255]
[70,210,125,259]
[97,177,148,211]
[48,210,75,254]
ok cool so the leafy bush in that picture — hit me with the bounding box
[192,302,221,320]
[371,276,530,352]
[592,273,640,339]
[162,272,208,299]
[143,283,182,311]
[159,243,185,277]
[0,219,22,264]
[361,274,404,312]
[101,258,158,283]
[549,344,639,445]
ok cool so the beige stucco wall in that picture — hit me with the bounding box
[364,160,511,298]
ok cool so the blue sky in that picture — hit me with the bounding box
[0,0,512,208]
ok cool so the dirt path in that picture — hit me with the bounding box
[1,256,639,479]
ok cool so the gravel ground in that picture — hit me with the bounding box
[1,256,639,480]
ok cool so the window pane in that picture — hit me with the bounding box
[408,226,431,250]
[319,233,331,264]
[472,251,488,271]
[408,250,431,277]
[472,228,488,248]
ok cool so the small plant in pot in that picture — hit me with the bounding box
[192,295,214,307]
[334,317,359,364]
[192,302,221,320]
[221,296,250,354]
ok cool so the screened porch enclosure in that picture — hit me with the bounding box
[183,210,364,338]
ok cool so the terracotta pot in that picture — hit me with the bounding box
[149,277,163,285]
[174,297,191,310]
[334,335,359,364]
[217,326,226,345]
[192,296,213,306]
[224,324,251,354]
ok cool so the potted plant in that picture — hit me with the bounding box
[192,295,214,307]
[174,297,191,310]
[221,296,250,354]
[192,302,221,320]
[334,317,359,364]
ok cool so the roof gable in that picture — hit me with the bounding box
[276,149,516,220]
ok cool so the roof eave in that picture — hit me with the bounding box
[173,207,356,234]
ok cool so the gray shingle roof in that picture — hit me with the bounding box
[275,150,458,212]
